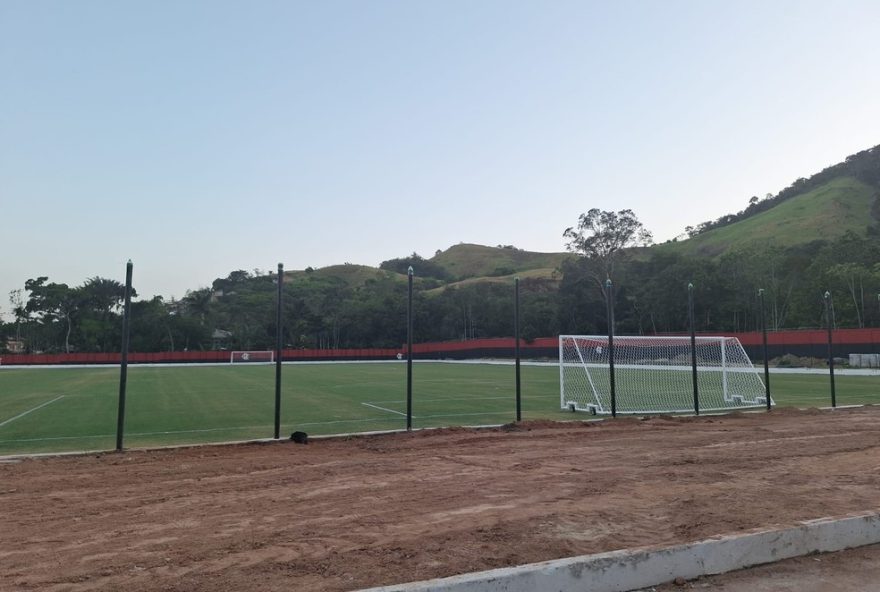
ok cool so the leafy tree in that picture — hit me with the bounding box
[76,277,128,351]
[826,262,879,328]
[24,277,81,353]
[8,289,27,342]
[563,208,653,299]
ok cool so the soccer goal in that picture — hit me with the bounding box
[229,350,275,364]
[559,335,771,415]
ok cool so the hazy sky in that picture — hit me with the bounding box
[2,0,880,317]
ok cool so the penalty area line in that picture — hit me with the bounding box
[0,395,66,429]
[361,402,410,417]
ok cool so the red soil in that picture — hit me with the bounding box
[3,407,880,591]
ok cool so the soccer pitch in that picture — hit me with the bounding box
[1,362,878,455]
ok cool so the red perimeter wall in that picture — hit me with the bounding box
[2,329,879,366]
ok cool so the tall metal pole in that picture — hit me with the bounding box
[116,260,133,451]
[406,266,413,431]
[274,263,283,439]
[606,279,616,418]
[688,282,699,416]
[825,291,836,408]
[759,289,771,410]
[514,277,521,422]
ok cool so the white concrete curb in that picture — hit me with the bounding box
[359,510,880,592]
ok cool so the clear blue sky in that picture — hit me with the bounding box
[2,0,879,316]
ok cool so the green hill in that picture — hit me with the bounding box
[425,267,560,294]
[659,176,879,257]
[286,264,405,287]
[282,245,570,293]
[429,243,570,279]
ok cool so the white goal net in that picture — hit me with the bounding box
[559,335,771,415]
[229,350,275,364]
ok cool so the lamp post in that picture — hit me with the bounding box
[606,279,616,418]
[406,266,413,430]
[758,289,771,410]
[688,282,699,416]
[825,291,836,408]
[514,277,521,422]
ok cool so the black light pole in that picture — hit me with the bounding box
[514,277,521,422]
[825,291,836,408]
[274,263,283,439]
[758,289,771,410]
[688,282,699,416]
[116,260,133,451]
[606,279,616,417]
[406,266,413,431]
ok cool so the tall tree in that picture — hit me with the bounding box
[563,208,653,299]
[24,277,80,353]
[8,289,27,342]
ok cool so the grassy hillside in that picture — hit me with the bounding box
[425,267,560,294]
[430,243,570,279]
[283,246,569,292]
[659,176,878,257]
[278,174,877,293]
[264,175,877,295]
[286,264,407,287]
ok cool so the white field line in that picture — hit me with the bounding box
[362,394,545,422]
[418,411,514,419]
[0,395,65,428]
[1,395,538,444]
[368,394,560,405]
[361,402,409,417]
[0,416,407,445]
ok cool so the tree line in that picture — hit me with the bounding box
[3,228,878,355]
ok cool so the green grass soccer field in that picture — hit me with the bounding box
[1,362,878,455]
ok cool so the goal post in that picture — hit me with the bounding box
[229,350,275,364]
[560,335,772,415]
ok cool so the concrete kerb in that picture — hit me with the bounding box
[358,510,880,592]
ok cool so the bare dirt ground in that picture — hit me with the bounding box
[3,407,880,592]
